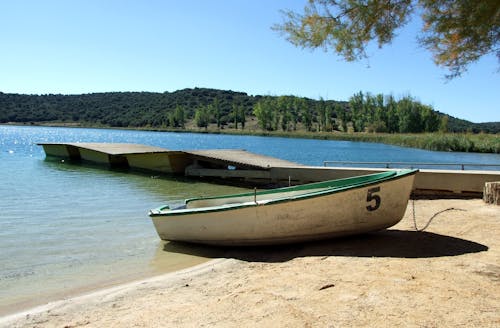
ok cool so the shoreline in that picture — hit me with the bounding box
[0,258,209,318]
[2,122,499,154]
[1,199,499,327]
[0,258,231,327]
[0,241,216,318]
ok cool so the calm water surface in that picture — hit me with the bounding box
[0,125,499,314]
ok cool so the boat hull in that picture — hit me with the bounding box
[150,172,416,246]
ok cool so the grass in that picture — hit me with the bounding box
[193,129,500,154]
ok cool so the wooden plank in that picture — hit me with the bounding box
[186,149,301,170]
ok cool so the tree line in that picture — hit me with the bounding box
[253,96,345,132]
[252,92,498,134]
[347,92,443,133]
[0,88,498,134]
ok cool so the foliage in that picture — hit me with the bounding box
[253,95,343,132]
[194,106,210,129]
[0,88,256,129]
[419,0,500,78]
[252,91,446,134]
[0,88,498,150]
[274,0,500,78]
[168,105,185,128]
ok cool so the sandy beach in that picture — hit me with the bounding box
[1,199,499,327]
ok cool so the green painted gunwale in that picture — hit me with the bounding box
[149,169,418,217]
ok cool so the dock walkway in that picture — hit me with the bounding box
[187,149,301,169]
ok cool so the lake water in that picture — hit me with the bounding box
[1,125,499,315]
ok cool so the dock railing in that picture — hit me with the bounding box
[322,161,500,171]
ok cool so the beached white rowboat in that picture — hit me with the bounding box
[149,169,418,245]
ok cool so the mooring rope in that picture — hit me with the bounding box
[411,199,467,232]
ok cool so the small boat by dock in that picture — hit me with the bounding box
[149,169,418,245]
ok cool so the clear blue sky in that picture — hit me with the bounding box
[1,0,498,123]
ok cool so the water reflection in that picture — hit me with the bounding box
[42,157,249,201]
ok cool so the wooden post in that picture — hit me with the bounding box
[483,182,500,205]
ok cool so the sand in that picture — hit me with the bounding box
[1,199,499,327]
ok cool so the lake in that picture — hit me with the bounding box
[1,125,499,315]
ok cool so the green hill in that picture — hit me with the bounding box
[0,88,497,134]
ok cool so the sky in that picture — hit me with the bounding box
[1,0,498,123]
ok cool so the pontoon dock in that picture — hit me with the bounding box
[38,142,500,198]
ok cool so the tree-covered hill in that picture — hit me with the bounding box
[0,88,497,134]
[445,116,500,134]
[0,88,258,128]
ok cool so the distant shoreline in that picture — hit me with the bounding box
[3,122,499,154]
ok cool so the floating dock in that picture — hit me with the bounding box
[38,142,500,198]
[38,142,303,184]
[39,142,190,173]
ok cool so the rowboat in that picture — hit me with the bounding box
[149,169,418,246]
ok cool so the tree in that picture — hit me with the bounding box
[271,99,281,131]
[274,0,500,78]
[336,103,348,132]
[277,96,299,131]
[349,91,365,132]
[212,98,222,128]
[297,98,313,131]
[439,114,449,132]
[385,94,400,133]
[253,98,274,131]
[174,105,185,128]
[316,98,326,131]
[240,107,246,129]
[397,95,424,133]
[194,106,209,130]
[421,104,440,132]
[231,104,246,129]
[324,104,334,131]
